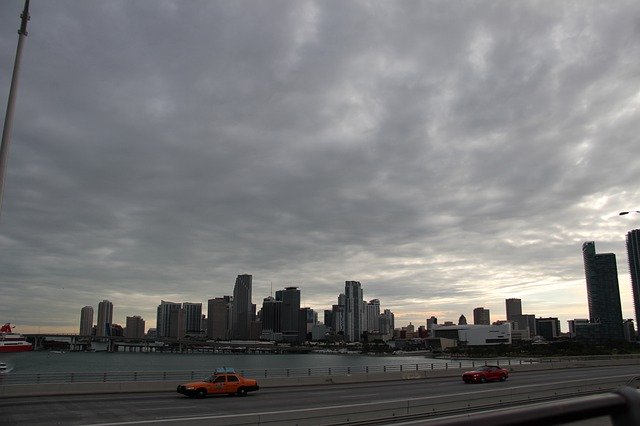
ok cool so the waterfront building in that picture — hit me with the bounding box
[79,306,94,336]
[260,296,282,340]
[324,309,334,331]
[207,296,232,340]
[473,307,490,325]
[625,229,640,336]
[156,300,181,338]
[332,302,345,336]
[430,323,511,346]
[275,286,300,340]
[182,302,203,334]
[345,281,364,342]
[96,300,113,337]
[379,309,394,335]
[298,307,316,342]
[582,241,624,341]
[125,315,145,338]
[536,317,561,340]
[232,274,253,340]
[366,299,381,333]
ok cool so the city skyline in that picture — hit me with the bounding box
[2,1,640,333]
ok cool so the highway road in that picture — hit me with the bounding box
[2,365,639,425]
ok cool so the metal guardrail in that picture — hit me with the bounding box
[0,359,535,385]
[416,387,640,426]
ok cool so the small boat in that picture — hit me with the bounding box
[0,362,7,372]
[0,323,33,353]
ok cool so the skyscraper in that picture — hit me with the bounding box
[366,299,381,333]
[232,274,252,340]
[275,286,300,338]
[626,229,640,335]
[207,296,232,340]
[344,281,364,342]
[79,306,94,336]
[473,307,490,325]
[156,300,181,338]
[96,300,113,337]
[505,298,522,321]
[582,241,624,341]
[182,302,203,334]
[260,296,282,339]
[125,315,145,338]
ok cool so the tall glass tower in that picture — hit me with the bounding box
[626,229,640,336]
[96,300,113,337]
[232,274,252,340]
[582,241,624,341]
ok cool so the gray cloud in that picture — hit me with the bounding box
[1,0,640,332]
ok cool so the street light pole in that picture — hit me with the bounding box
[0,0,30,218]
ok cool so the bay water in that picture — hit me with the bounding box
[0,351,472,374]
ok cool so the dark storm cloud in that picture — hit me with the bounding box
[1,0,640,331]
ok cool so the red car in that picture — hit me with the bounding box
[462,365,509,383]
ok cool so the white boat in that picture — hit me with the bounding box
[0,362,6,372]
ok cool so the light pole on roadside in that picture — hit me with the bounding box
[0,0,30,218]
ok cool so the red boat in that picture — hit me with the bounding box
[0,323,33,352]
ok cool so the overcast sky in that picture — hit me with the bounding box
[1,0,640,334]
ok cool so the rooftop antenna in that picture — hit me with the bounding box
[0,0,30,218]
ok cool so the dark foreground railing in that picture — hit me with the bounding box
[423,387,640,426]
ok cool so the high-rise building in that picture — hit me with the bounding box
[366,299,381,333]
[582,241,624,341]
[625,229,640,336]
[232,274,252,340]
[275,286,300,337]
[207,296,232,340]
[125,315,145,338]
[96,300,113,337]
[505,298,522,321]
[473,307,490,325]
[156,300,181,338]
[379,309,394,335]
[260,296,282,340]
[458,315,467,325]
[344,281,364,342]
[182,302,203,334]
[79,306,94,336]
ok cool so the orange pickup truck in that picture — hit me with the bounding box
[177,368,259,397]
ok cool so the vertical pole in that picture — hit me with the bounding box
[0,0,30,217]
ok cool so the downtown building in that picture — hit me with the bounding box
[626,229,640,338]
[156,300,181,338]
[473,307,490,325]
[125,315,145,338]
[275,286,300,342]
[582,241,624,341]
[96,300,113,337]
[231,274,253,340]
[344,281,364,342]
[79,306,94,336]
[207,296,232,340]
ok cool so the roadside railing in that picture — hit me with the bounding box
[0,359,535,385]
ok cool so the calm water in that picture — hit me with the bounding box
[0,351,460,374]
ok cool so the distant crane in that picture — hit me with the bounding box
[0,0,31,217]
